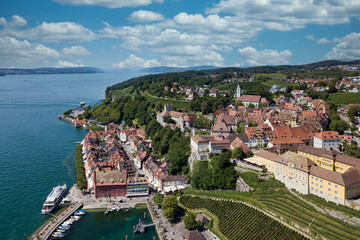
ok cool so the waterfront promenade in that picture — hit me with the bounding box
[30,202,82,240]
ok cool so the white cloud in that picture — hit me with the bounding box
[62,46,91,56]
[0,17,7,26]
[10,21,97,43]
[54,0,163,8]
[207,0,360,31]
[317,38,331,44]
[11,15,27,27]
[128,10,164,23]
[0,15,27,27]
[324,32,360,60]
[306,34,332,44]
[112,54,161,69]
[238,47,292,66]
[0,37,60,65]
[56,60,85,67]
[305,34,315,41]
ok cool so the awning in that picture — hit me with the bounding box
[177,185,186,190]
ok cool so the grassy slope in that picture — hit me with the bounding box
[329,92,360,105]
[143,92,191,109]
[254,73,287,78]
[217,79,296,91]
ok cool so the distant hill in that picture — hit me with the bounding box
[0,67,103,75]
[143,66,219,73]
[244,59,360,72]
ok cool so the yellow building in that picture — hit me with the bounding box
[296,144,336,171]
[310,166,360,204]
[253,144,360,205]
[254,150,313,194]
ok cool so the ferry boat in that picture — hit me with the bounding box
[41,184,67,214]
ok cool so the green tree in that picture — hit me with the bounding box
[153,192,164,207]
[247,103,255,108]
[329,120,350,135]
[163,207,176,222]
[232,147,246,160]
[162,195,178,221]
[236,123,245,133]
[258,103,268,108]
[348,106,360,124]
[162,195,177,209]
[155,102,163,112]
[183,212,199,230]
[344,144,360,158]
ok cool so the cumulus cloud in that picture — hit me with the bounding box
[324,32,360,60]
[305,34,315,41]
[56,60,84,67]
[112,54,161,69]
[207,0,360,31]
[238,47,292,66]
[62,46,91,56]
[11,15,27,27]
[54,0,163,8]
[0,37,60,65]
[10,21,97,43]
[306,34,332,44]
[317,38,331,44]
[0,15,27,27]
[128,10,164,23]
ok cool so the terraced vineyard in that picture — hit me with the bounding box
[179,195,308,240]
[256,192,360,240]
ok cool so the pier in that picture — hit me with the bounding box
[134,221,155,234]
[30,203,83,240]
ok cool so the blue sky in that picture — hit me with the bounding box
[0,0,359,70]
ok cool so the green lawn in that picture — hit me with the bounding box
[216,79,295,91]
[329,92,360,105]
[261,79,297,88]
[143,92,191,109]
[254,73,287,79]
[216,80,262,91]
[111,86,134,98]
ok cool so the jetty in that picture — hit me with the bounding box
[30,203,83,240]
[134,221,155,234]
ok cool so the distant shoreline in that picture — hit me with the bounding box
[0,67,103,75]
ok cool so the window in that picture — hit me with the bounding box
[335,191,338,194]
[328,188,331,192]
[328,182,331,186]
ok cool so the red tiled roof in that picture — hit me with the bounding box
[314,131,339,139]
[236,95,261,103]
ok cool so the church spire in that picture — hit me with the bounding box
[236,84,242,98]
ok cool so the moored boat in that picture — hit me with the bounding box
[52,232,65,238]
[41,184,67,214]
[74,209,86,216]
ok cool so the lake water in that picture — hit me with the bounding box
[0,72,155,239]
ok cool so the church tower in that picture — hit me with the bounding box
[236,84,242,98]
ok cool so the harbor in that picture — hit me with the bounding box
[29,185,158,240]
[30,203,83,240]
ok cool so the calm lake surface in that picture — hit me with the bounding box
[0,72,157,239]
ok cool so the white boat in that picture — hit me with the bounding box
[41,184,67,214]
[58,225,70,230]
[52,232,65,238]
[74,216,81,220]
[74,209,86,216]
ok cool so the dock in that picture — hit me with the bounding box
[134,221,155,234]
[30,203,83,240]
